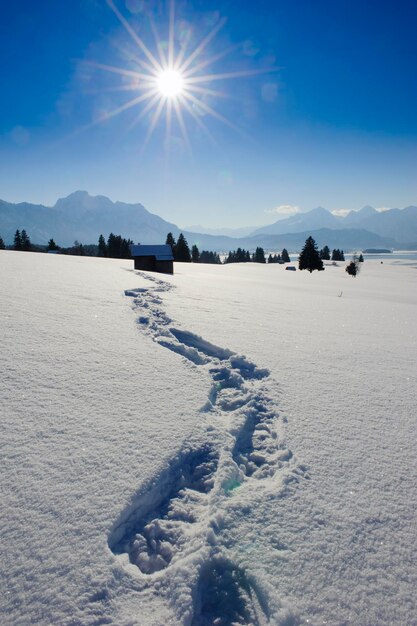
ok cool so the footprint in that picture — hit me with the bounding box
[170,328,234,361]
[232,396,282,479]
[192,554,270,626]
[109,445,219,575]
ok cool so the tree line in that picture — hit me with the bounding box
[0,229,364,277]
[1,230,135,258]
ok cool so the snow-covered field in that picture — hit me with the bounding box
[1,251,416,626]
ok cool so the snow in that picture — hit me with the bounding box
[1,250,416,625]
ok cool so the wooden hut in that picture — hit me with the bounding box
[130,244,174,274]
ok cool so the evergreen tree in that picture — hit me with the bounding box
[191,244,200,263]
[107,233,116,257]
[281,248,291,263]
[319,245,330,260]
[298,236,324,272]
[166,232,176,252]
[346,254,360,277]
[47,238,58,251]
[253,246,266,263]
[98,234,107,257]
[175,233,191,262]
[21,230,31,251]
[121,237,133,259]
[269,253,282,263]
[331,248,345,261]
[14,229,22,250]
[106,233,132,258]
[0,236,5,250]
[224,248,253,263]
[199,250,221,264]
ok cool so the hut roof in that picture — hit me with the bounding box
[130,244,174,261]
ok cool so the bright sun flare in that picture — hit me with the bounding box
[88,0,275,153]
[156,69,184,99]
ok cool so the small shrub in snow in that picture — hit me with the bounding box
[346,255,361,277]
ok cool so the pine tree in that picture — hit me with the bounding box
[175,233,191,262]
[107,233,116,257]
[14,229,22,250]
[298,236,324,272]
[21,230,31,251]
[253,247,266,263]
[331,248,345,261]
[224,248,253,263]
[47,238,58,251]
[281,248,290,263]
[0,236,5,250]
[98,234,107,257]
[319,245,330,260]
[166,232,176,253]
[191,244,200,263]
[199,250,221,264]
[346,254,360,277]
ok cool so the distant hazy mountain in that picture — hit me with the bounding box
[250,207,341,236]
[348,205,417,243]
[249,204,417,244]
[0,191,179,247]
[0,191,414,252]
[343,205,378,224]
[239,228,396,253]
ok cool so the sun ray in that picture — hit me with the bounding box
[186,66,279,84]
[164,99,173,155]
[180,96,218,147]
[85,60,153,82]
[183,84,230,99]
[83,83,149,95]
[126,91,163,133]
[124,51,159,76]
[97,89,159,124]
[178,17,227,74]
[168,0,175,68]
[182,91,244,135]
[182,44,239,79]
[173,99,192,155]
[106,0,162,73]
[149,14,168,68]
[59,89,159,145]
[141,96,166,153]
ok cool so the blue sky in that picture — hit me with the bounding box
[1,0,416,227]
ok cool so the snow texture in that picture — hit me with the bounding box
[1,250,417,626]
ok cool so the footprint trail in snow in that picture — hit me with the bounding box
[110,274,308,625]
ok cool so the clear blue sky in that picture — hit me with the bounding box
[1,0,416,227]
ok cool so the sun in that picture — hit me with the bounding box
[87,0,276,152]
[156,69,184,99]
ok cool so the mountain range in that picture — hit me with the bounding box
[1,191,416,252]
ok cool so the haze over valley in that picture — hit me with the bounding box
[1,190,417,251]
